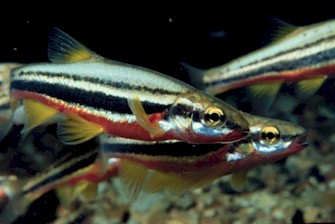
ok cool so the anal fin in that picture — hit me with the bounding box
[296,76,326,99]
[119,159,148,201]
[248,82,282,109]
[145,171,214,194]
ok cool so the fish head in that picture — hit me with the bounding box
[167,92,249,143]
[226,113,308,171]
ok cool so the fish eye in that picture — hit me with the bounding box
[261,126,280,144]
[203,106,226,128]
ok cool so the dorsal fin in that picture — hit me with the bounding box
[269,17,299,43]
[48,28,101,63]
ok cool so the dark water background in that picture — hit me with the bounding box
[0,2,335,223]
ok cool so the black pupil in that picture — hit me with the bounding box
[264,132,275,140]
[206,112,220,122]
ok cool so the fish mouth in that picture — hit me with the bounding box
[295,134,309,150]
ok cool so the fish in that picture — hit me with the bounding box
[0,63,22,141]
[0,114,308,223]
[0,148,121,224]
[100,113,308,198]
[9,28,250,145]
[184,18,335,107]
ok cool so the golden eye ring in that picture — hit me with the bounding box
[261,126,280,144]
[203,106,226,128]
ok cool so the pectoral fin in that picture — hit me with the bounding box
[21,99,59,134]
[296,76,326,99]
[127,96,165,138]
[248,82,282,108]
[230,170,249,192]
[57,113,104,145]
[119,159,148,200]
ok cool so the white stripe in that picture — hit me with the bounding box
[12,61,190,105]
[227,39,335,77]
[207,19,335,81]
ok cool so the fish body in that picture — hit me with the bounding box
[0,114,308,223]
[0,148,120,224]
[100,113,307,195]
[9,28,249,145]
[186,18,335,103]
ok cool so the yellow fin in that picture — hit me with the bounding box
[55,182,88,207]
[230,170,248,192]
[248,82,282,108]
[57,113,104,145]
[80,183,98,202]
[270,17,299,43]
[21,99,59,134]
[48,28,100,63]
[119,159,148,200]
[296,76,326,99]
[145,171,213,194]
[127,96,165,137]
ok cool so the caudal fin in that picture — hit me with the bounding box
[0,175,29,224]
[0,63,23,142]
[0,91,13,141]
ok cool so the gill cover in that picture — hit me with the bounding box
[168,94,230,138]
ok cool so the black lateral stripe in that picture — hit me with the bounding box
[15,71,180,96]
[11,80,169,114]
[103,142,226,157]
[211,43,335,86]
[244,35,335,68]
[22,151,98,195]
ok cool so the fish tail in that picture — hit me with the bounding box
[0,91,13,142]
[180,62,206,90]
[0,63,23,141]
[0,175,29,224]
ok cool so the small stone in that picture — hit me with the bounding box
[203,208,216,218]
[304,207,320,223]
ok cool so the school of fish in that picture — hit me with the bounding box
[0,21,314,223]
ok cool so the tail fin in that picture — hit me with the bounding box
[0,175,29,224]
[180,62,206,90]
[0,91,13,141]
[0,63,23,142]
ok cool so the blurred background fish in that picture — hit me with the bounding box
[0,63,22,141]
[184,18,335,108]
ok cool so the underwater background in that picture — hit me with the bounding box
[0,2,334,223]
